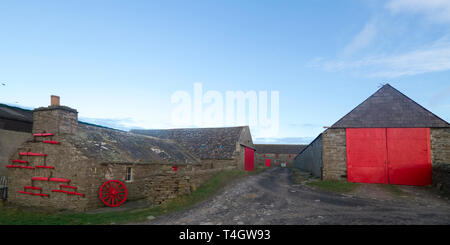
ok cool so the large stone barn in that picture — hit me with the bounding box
[0,104,33,178]
[294,84,450,191]
[6,97,243,211]
[254,144,306,167]
[131,126,256,171]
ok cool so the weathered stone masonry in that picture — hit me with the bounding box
[321,129,347,180]
[7,98,245,211]
[430,128,450,192]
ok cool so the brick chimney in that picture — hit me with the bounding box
[32,95,78,135]
[51,95,60,106]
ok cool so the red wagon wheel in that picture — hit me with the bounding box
[99,180,128,207]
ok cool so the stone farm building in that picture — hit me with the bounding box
[294,84,450,192]
[255,144,306,167]
[131,126,255,171]
[5,97,256,211]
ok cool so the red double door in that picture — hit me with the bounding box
[346,128,431,186]
[244,147,255,171]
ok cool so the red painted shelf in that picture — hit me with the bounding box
[6,165,34,170]
[60,185,77,189]
[17,191,49,197]
[19,152,47,157]
[12,159,28,164]
[33,133,54,137]
[32,177,70,183]
[52,189,85,197]
[43,140,60,145]
[24,186,42,191]
[49,177,70,183]
[32,177,49,181]
[35,165,55,169]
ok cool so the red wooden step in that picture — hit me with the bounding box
[20,152,47,157]
[35,165,55,169]
[31,177,70,183]
[49,178,70,183]
[60,185,77,190]
[52,189,85,197]
[33,133,53,137]
[32,177,49,181]
[43,140,60,145]
[24,186,42,191]
[12,159,28,164]
[6,165,34,170]
[17,191,49,197]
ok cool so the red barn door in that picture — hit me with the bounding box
[346,128,432,186]
[346,128,388,184]
[265,159,271,167]
[387,128,431,186]
[244,147,255,171]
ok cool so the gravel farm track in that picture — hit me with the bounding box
[140,168,450,225]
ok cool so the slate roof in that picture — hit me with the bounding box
[331,84,450,128]
[131,127,249,160]
[67,123,199,165]
[255,144,307,155]
[0,103,33,123]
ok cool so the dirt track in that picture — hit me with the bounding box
[142,168,450,225]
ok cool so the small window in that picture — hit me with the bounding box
[125,167,133,182]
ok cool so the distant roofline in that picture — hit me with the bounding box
[131,125,248,131]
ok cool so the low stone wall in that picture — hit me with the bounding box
[104,159,237,207]
[431,128,450,193]
[322,129,347,180]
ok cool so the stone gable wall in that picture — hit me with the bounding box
[321,129,347,180]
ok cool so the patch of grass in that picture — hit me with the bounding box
[291,168,312,183]
[307,180,359,193]
[0,168,264,225]
[379,184,405,196]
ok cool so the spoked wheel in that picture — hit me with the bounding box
[99,180,128,207]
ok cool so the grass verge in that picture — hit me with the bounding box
[0,168,265,225]
[291,168,358,193]
[307,180,359,193]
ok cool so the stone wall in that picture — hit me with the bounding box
[430,128,450,193]
[322,129,347,180]
[104,159,236,206]
[294,134,323,178]
[7,134,238,212]
[255,153,296,167]
[0,129,31,177]
[7,137,95,211]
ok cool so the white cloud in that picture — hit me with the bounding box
[310,36,450,78]
[254,137,314,144]
[386,0,450,23]
[342,21,377,56]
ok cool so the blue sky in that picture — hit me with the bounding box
[0,0,449,144]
